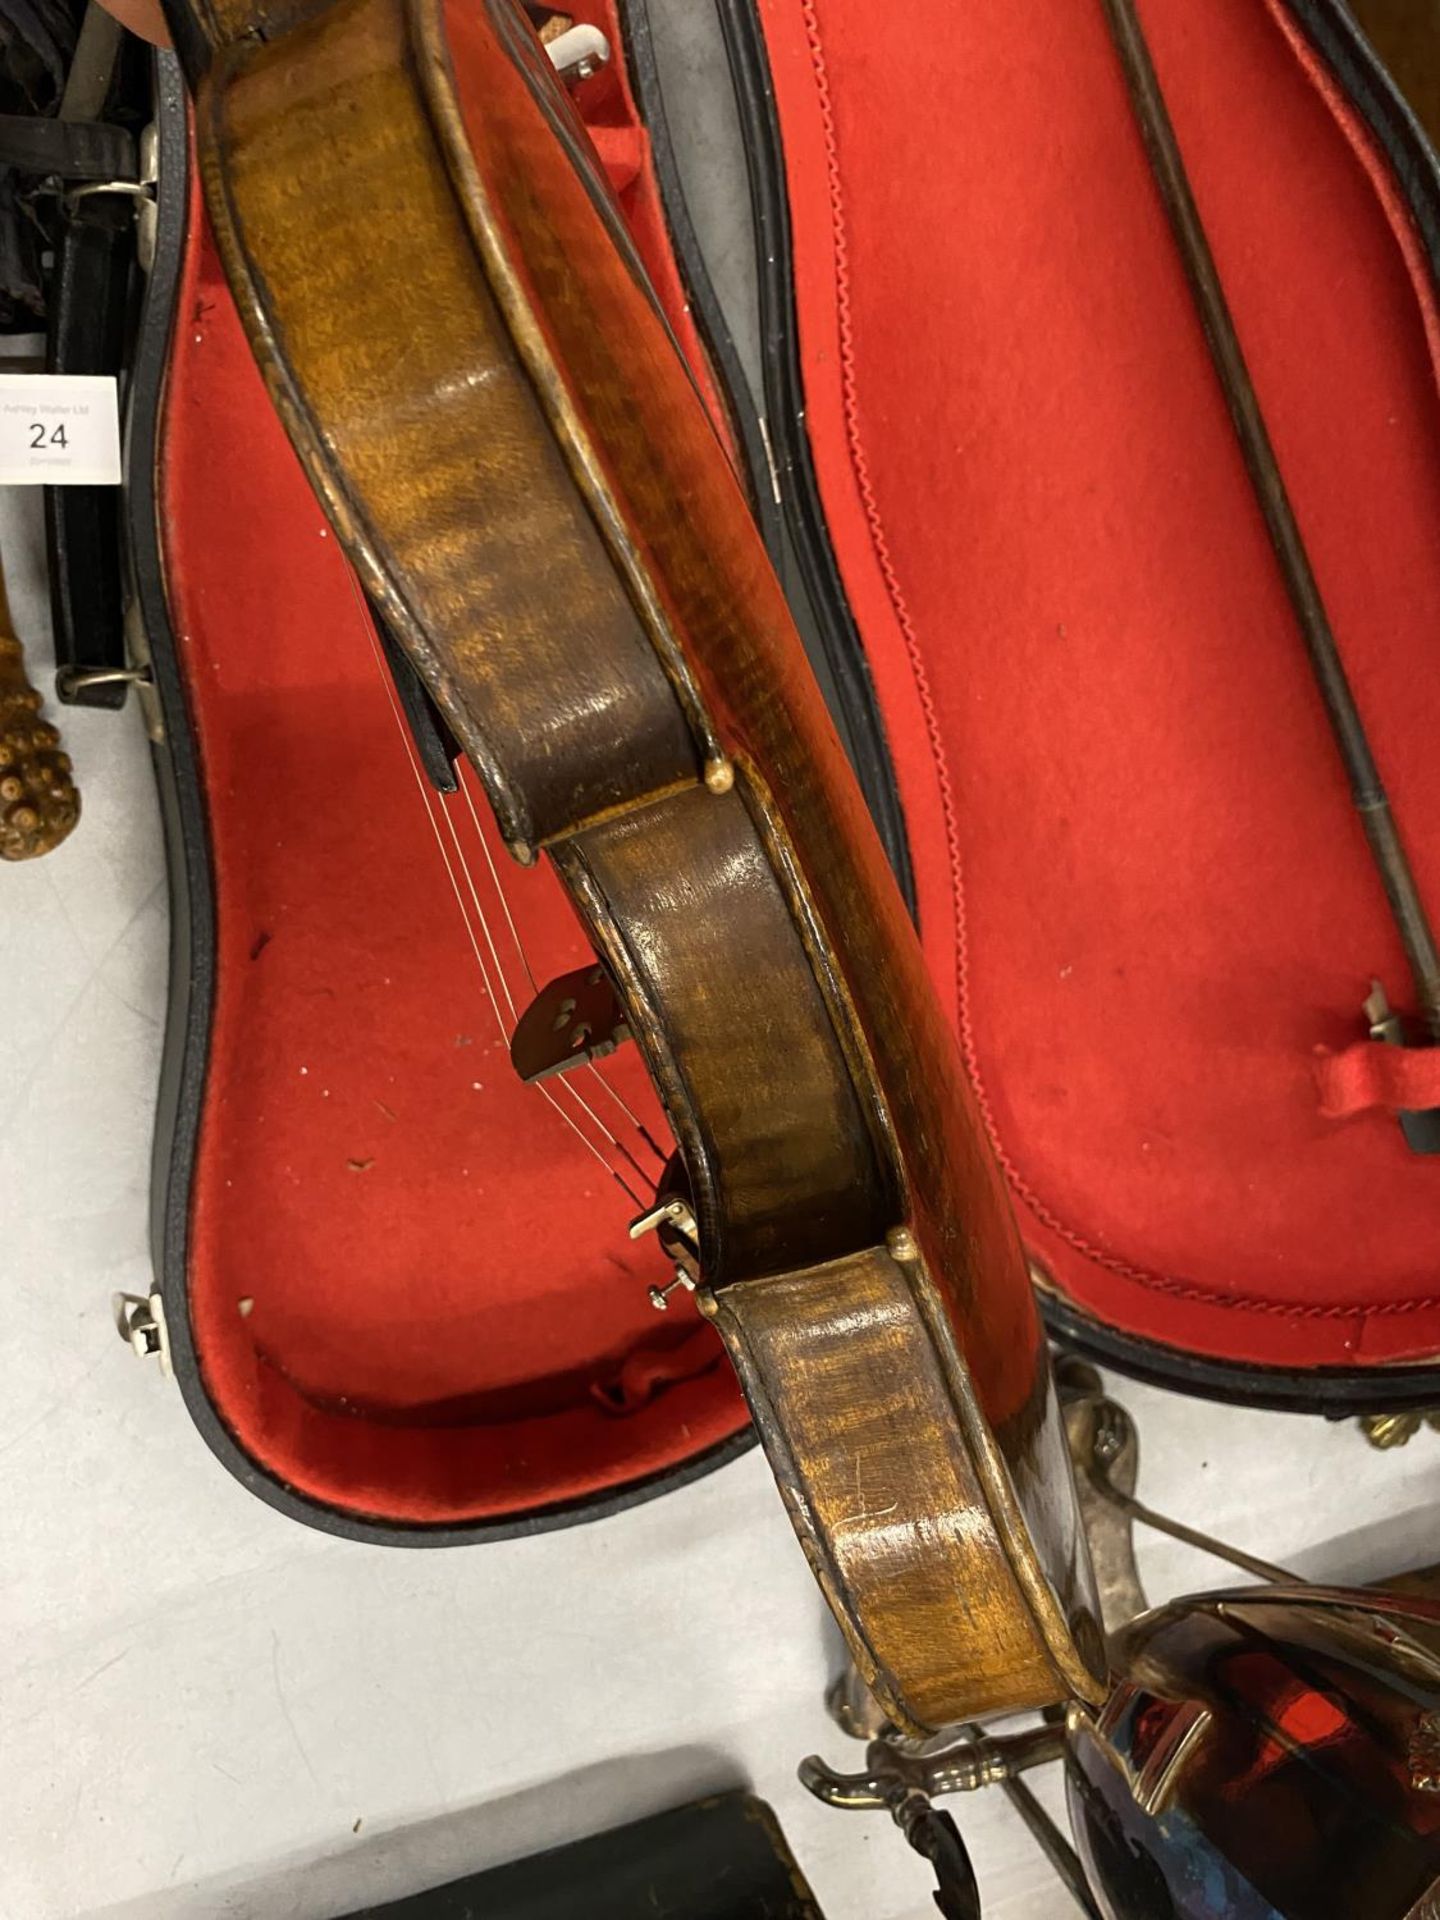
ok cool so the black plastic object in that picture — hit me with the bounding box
[340,1792,827,1919]
[372,599,461,794]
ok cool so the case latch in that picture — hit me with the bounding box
[112,1290,173,1379]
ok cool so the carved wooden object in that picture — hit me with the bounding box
[0,556,77,861]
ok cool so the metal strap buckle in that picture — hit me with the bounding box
[63,122,159,272]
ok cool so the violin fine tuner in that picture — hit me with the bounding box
[647,1271,697,1313]
[628,1196,700,1311]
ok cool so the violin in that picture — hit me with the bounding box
[156,0,1105,1734]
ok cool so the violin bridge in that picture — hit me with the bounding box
[509,961,632,1083]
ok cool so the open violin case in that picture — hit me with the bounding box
[124,15,758,1542]
[115,0,1440,1540]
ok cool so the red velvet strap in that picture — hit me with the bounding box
[1314,1041,1440,1119]
[589,123,643,196]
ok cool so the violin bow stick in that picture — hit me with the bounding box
[1097,0,1440,1148]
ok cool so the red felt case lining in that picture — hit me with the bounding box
[157,4,750,1528]
[755,0,1440,1372]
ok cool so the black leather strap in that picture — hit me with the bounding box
[40,11,146,708]
[0,111,133,178]
[46,187,134,708]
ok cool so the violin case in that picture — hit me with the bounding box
[628,0,1440,1411]
[121,0,1440,1540]
[129,16,757,1542]
[340,1792,824,1918]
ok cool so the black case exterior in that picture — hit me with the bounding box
[341,1794,825,1919]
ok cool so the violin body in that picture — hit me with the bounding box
[164,0,1102,1729]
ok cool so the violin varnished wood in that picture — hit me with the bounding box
[203,0,699,853]
[707,1245,1086,1726]
[167,0,1106,1729]
[557,781,889,1283]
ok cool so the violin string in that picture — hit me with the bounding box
[448,772,660,1178]
[459,775,537,994]
[444,778,653,1184]
[584,1065,667,1160]
[543,1059,656,1184]
[369,654,640,1203]
[455,769,666,1165]
[343,569,661,1194]
[439,798,520,1027]
[345,566,646,1207]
